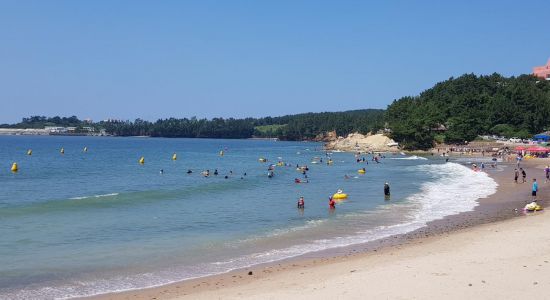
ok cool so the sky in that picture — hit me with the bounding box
[0,0,549,124]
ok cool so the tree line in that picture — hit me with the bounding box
[4,73,550,149]
[2,109,384,140]
[385,73,550,149]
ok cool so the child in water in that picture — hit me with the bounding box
[384,182,390,197]
[329,197,336,209]
[297,197,305,209]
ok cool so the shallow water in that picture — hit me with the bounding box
[0,136,497,299]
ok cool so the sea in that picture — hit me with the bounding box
[0,136,497,299]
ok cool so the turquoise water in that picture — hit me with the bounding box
[0,136,497,299]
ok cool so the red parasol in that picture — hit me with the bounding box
[515,146,526,151]
[526,146,549,152]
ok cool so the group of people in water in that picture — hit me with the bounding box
[295,182,391,211]
[155,149,393,212]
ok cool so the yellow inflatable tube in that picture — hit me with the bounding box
[358,169,366,174]
[332,193,348,200]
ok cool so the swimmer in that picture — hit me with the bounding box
[329,197,336,209]
[297,197,305,209]
[214,169,218,176]
[224,175,228,179]
[344,174,350,179]
[294,178,301,183]
[384,182,390,197]
[159,169,164,174]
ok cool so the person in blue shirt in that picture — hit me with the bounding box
[532,178,538,201]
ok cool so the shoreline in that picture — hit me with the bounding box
[89,159,547,300]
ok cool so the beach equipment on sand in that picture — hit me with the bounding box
[11,162,18,172]
[172,153,177,160]
[27,149,32,155]
[139,157,145,164]
[524,202,543,212]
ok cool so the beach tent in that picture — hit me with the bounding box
[533,133,550,142]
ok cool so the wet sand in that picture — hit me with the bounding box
[90,159,549,300]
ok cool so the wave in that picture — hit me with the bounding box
[69,193,119,200]
[226,219,328,246]
[3,163,497,299]
[390,155,428,160]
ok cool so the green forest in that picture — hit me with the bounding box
[96,109,385,140]
[3,73,550,149]
[385,73,550,149]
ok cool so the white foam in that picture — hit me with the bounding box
[390,155,428,160]
[69,193,119,200]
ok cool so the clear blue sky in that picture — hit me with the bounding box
[1,0,549,123]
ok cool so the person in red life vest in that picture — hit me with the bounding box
[329,197,336,209]
[297,196,305,209]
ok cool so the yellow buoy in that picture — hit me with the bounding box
[83,147,88,152]
[139,157,145,164]
[27,149,32,155]
[172,153,177,160]
[11,162,18,172]
[60,148,65,154]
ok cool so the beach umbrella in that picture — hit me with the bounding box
[526,146,549,152]
[515,146,526,151]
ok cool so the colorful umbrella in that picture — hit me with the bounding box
[526,146,549,152]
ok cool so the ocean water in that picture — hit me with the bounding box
[0,136,497,299]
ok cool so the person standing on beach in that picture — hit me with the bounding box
[521,168,526,183]
[532,178,538,201]
[545,166,550,183]
[514,168,519,184]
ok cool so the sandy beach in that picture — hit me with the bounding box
[91,159,550,300]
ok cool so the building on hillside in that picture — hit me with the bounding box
[533,58,550,80]
[45,126,67,133]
